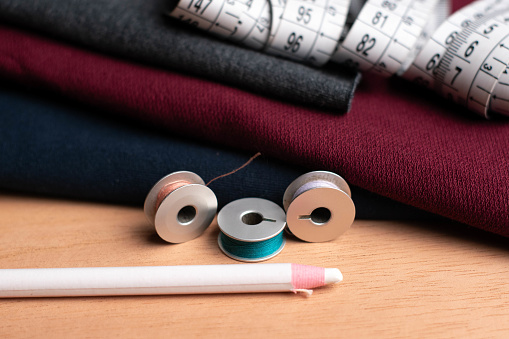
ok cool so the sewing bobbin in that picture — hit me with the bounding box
[217,198,286,262]
[144,171,217,243]
[283,171,355,243]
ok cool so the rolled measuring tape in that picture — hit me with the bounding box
[144,171,217,243]
[168,0,509,118]
[283,171,356,242]
[168,0,350,66]
[217,197,287,262]
[403,0,509,117]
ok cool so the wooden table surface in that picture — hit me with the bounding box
[1,192,508,338]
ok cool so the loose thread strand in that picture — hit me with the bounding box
[291,289,314,296]
[205,152,261,186]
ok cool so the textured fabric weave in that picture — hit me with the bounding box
[0,83,439,219]
[0,0,359,111]
[0,0,508,236]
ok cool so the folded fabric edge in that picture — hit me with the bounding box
[0,82,443,222]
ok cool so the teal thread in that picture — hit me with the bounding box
[219,231,284,259]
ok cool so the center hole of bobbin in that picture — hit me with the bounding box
[310,207,331,225]
[177,205,196,224]
[241,212,264,225]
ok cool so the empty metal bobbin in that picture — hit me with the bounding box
[283,171,356,242]
[217,198,287,262]
[144,171,217,243]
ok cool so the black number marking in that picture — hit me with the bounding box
[284,33,303,53]
[201,0,212,14]
[451,66,462,85]
[177,15,199,27]
[426,53,440,71]
[461,19,472,28]
[372,11,388,28]
[187,0,212,14]
[297,6,312,24]
[465,40,478,58]
[194,0,203,12]
[483,63,493,71]
[382,1,397,11]
[473,12,484,20]
[445,31,457,45]
[356,34,376,56]
[483,24,498,35]
[402,16,413,26]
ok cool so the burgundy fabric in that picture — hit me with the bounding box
[0,0,508,237]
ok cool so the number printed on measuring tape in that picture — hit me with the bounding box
[170,0,236,35]
[404,0,509,117]
[169,0,271,49]
[265,0,350,66]
[332,0,445,75]
[169,0,509,118]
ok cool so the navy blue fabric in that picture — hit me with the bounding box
[0,83,441,220]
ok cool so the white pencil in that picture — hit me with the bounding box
[0,263,342,297]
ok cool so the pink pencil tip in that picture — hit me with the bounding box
[291,264,341,289]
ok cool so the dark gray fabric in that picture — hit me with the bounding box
[0,0,360,112]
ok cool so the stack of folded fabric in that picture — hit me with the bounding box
[0,0,507,236]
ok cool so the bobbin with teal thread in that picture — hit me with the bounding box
[217,198,286,262]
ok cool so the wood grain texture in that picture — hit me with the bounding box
[0,192,508,338]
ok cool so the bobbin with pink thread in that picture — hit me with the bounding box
[144,171,217,243]
[283,171,355,243]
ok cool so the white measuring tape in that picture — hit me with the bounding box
[265,0,349,66]
[404,0,509,117]
[169,0,509,118]
[169,0,271,49]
